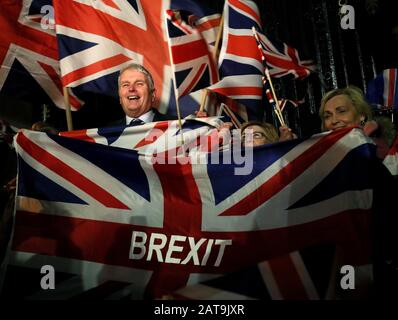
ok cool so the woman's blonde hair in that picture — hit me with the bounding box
[241,121,279,144]
[319,85,373,131]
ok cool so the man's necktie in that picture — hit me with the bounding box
[129,118,145,126]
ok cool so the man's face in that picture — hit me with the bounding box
[119,69,155,118]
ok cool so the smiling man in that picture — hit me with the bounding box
[111,63,175,126]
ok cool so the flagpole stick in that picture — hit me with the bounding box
[223,103,241,128]
[264,68,285,127]
[263,77,284,126]
[252,27,285,127]
[165,11,184,147]
[199,13,224,113]
[63,87,73,131]
[174,95,185,147]
[199,89,208,113]
[213,13,224,61]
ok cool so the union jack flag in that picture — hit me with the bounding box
[209,0,264,120]
[53,0,171,109]
[0,0,82,110]
[252,28,316,80]
[165,10,218,99]
[366,68,398,110]
[170,0,222,47]
[189,13,221,48]
[53,0,220,116]
[2,126,377,299]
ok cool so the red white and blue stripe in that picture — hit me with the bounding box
[209,0,264,120]
[165,9,218,99]
[367,68,398,110]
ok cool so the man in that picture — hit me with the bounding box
[110,63,175,126]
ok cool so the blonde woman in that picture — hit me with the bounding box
[320,85,396,159]
[319,85,373,131]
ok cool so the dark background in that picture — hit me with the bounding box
[1,0,397,136]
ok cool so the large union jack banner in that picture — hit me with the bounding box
[1,126,377,299]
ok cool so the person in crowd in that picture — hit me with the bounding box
[319,85,396,160]
[241,121,279,147]
[241,121,296,147]
[109,63,176,127]
[319,85,373,132]
[31,121,60,135]
[363,115,396,160]
[319,85,398,298]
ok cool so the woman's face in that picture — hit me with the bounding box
[242,125,269,147]
[322,94,363,131]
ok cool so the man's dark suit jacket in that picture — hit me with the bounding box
[107,108,177,127]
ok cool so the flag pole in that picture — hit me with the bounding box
[199,89,209,113]
[263,76,285,126]
[252,27,285,127]
[213,13,224,60]
[199,13,224,113]
[63,87,74,131]
[165,11,185,146]
[222,103,241,128]
[264,69,285,126]
[174,95,185,146]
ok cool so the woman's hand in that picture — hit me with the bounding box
[194,110,208,118]
[279,125,297,141]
